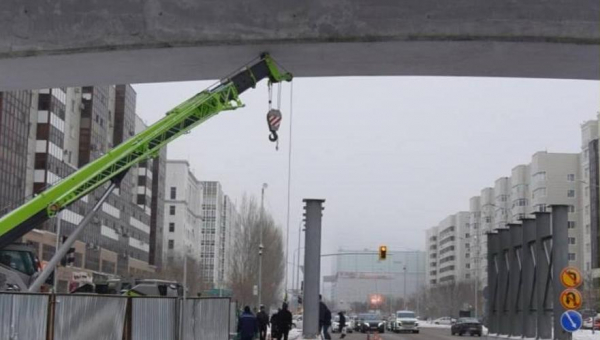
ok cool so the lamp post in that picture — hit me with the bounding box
[258,183,268,308]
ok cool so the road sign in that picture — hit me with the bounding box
[253,285,258,296]
[560,310,583,332]
[560,288,582,310]
[560,267,583,288]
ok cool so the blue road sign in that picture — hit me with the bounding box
[560,310,582,332]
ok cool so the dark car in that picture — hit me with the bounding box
[357,313,385,333]
[451,318,482,336]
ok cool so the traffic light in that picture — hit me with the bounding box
[379,245,387,260]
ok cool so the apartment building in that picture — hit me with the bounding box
[163,160,203,264]
[426,212,470,286]
[429,151,585,290]
[0,86,163,291]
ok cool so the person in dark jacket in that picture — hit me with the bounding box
[337,311,346,338]
[319,295,332,340]
[270,309,281,340]
[256,305,269,340]
[237,306,258,340]
[277,302,293,340]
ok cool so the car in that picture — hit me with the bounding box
[394,310,419,333]
[433,316,456,325]
[451,318,482,336]
[0,243,42,291]
[583,314,600,330]
[357,313,385,333]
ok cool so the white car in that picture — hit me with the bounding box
[583,314,600,329]
[394,310,419,334]
[433,316,456,325]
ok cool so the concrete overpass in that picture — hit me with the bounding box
[0,0,598,90]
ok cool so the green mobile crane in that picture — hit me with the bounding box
[0,54,292,291]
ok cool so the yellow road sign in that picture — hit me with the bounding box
[560,289,582,310]
[560,267,583,288]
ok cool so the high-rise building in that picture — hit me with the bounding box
[0,85,163,291]
[429,151,584,292]
[425,212,470,286]
[201,181,224,286]
[163,160,203,264]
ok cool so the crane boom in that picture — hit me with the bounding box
[0,54,292,249]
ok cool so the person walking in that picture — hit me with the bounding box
[277,302,293,340]
[237,306,258,340]
[270,309,281,340]
[257,305,269,340]
[319,295,332,340]
[337,311,346,339]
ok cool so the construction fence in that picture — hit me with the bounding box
[0,293,235,340]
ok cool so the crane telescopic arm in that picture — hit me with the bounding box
[0,54,292,249]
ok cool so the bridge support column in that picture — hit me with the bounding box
[302,199,325,339]
[551,205,572,340]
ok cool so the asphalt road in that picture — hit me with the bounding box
[329,327,460,340]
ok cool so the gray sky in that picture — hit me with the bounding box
[133,77,599,276]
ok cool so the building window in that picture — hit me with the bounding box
[568,221,576,229]
[169,205,176,215]
[169,223,175,232]
[533,171,546,182]
[567,174,575,182]
[569,205,575,213]
[568,237,576,245]
[567,190,575,198]
[168,240,174,249]
[568,253,576,261]
[170,187,177,199]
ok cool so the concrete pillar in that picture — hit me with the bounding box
[551,205,572,340]
[521,218,537,339]
[498,228,510,335]
[534,212,552,340]
[508,223,523,337]
[487,231,499,335]
[302,199,325,339]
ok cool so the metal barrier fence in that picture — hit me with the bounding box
[0,293,232,340]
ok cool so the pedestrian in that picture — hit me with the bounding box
[237,306,258,340]
[257,305,269,340]
[337,311,346,338]
[277,302,293,340]
[270,309,281,340]
[319,295,332,340]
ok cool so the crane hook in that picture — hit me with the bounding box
[266,109,282,144]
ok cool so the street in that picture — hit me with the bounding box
[327,327,458,340]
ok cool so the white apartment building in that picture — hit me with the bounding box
[163,161,203,264]
[426,212,469,286]
[580,120,598,274]
[432,151,585,290]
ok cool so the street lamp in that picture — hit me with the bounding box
[258,183,268,308]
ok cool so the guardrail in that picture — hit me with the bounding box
[0,293,232,340]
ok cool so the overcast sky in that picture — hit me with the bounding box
[133,77,599,278]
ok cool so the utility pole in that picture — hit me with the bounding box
[258,183,267,308]
[403,265,407,310]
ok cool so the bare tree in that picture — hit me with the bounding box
[228,195,285,309]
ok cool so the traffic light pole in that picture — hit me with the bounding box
[29,182,116,292]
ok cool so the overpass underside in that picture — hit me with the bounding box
[0,0,598,90]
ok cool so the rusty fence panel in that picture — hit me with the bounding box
[0,293,49,340]
[54,294,127,340]
[132,297,178,340]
